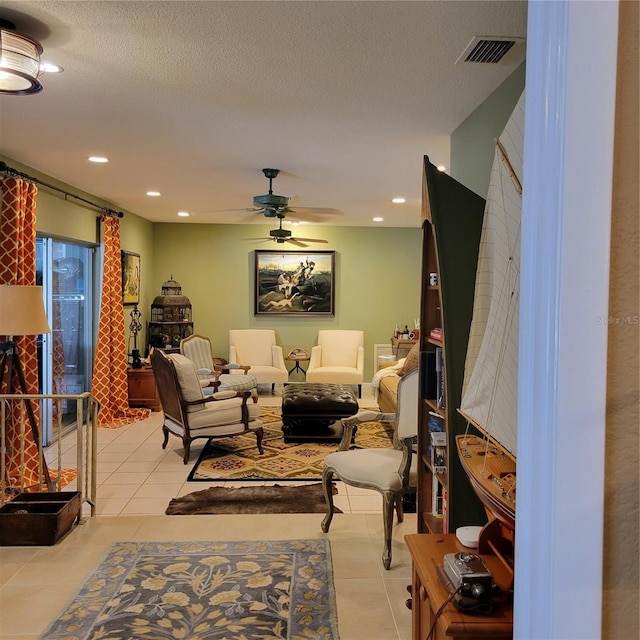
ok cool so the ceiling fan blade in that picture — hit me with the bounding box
[286,238,309,247]
[290,237,328,243]
[289,207,342,215]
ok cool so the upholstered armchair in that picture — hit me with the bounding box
[150,350,264,464]
[228,330,288,392]
[306,330,365,397]
[321,368,418,569]
[180,334,258,401]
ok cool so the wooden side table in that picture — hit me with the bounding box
[127,366,161,412]
[286,350,310,376]
[405,533,513,639]
[391,336,418,357]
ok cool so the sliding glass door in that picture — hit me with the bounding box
[36,237,95,445]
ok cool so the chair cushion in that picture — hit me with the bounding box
[305,367,362,385]
[324,449,418,491]
[168,353,205,412]
[218,374,258,392]
[187,397,262,430]
[244,364,288,385]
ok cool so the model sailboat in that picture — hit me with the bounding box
[457,92,525,535]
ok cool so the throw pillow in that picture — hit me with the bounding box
[398,342,420,376]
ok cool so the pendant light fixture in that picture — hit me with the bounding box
[0,19,43,95]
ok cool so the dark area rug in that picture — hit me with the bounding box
[166,482,342,515]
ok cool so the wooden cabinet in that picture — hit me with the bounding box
[405,534,513,639]
[127,366,161,411]
[417,157,486,534]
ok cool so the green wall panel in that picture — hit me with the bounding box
[151,222,421,379]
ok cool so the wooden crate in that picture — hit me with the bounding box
[0,491,81,546]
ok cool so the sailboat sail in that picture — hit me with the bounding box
[459,91,525,458]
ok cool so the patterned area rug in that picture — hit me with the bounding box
[41,539,340,640]
[188,406,394,482]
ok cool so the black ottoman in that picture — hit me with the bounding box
[281,383,359,443]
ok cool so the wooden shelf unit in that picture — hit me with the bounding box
[417,156,487,534]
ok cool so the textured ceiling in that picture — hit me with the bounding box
[0,1,527,228]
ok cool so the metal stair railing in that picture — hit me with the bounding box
[0,392,99,515]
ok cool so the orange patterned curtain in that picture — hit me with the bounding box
[0,177,75,490]
[0,177,43,487]
[91,215,149,427]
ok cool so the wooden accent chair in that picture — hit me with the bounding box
[228,330,288,393]
[306,330,365,397]
[321,368,418,569]
[150,350,264,464]
[180,334,258,401]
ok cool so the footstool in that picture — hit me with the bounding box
[281,383,359,443]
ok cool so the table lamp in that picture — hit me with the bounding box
[0,284,52,486]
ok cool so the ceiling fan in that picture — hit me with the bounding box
[246,168,339,222]
[247,216,328,247]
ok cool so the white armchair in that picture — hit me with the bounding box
[150,350,263,464]
[306,330,364,397]
[228,329,288,392]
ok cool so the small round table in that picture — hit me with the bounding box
[286,351,310,376]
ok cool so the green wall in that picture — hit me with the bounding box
[450,63,526,196]
[151,222,421,379]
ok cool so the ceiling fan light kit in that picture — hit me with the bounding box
[251,168,291,215]
[247,216,328,248]
[0,21,44,95]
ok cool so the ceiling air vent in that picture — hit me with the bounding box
[456,36,526,65]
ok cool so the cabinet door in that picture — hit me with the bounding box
[127,368,160,411]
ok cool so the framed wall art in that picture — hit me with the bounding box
[121,250,141,305]
[255,250,335,316]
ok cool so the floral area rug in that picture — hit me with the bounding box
[41,539,340,640]
[188,406,394,482]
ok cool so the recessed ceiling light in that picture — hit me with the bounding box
[373,217,384,222]
[177,211,190,217]
[88,156,108,163]
[437,165,447,172]
[40,63,63,73]
[146,191,161,197]
[391,197,406,204]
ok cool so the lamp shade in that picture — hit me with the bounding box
[0,285,51,337]
[0,28,43,95]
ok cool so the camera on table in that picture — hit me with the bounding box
[439,552,499,613]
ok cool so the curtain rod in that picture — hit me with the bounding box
[0,161,125,218]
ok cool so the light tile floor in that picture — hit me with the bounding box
[0,384,415,640]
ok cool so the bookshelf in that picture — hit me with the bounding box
[417,156,487,534]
